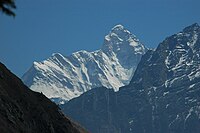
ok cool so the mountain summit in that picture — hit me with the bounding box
[22,25,147,104]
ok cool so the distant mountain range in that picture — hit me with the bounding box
[0,62,87,133]
[61,23,200,133]
[22,25,147,104]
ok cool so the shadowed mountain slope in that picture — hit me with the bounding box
[0,62,87,133]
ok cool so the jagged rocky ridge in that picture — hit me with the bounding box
[22,25,147,104]
[0,62,87,133]
[61,23,200,133]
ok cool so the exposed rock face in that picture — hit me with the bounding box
[22,25,147,104]
[61,23,200,133]
[0,62,87,133]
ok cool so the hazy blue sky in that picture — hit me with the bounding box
[0,0,200,77]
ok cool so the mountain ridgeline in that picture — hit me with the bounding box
[0,63,87,133]
[22,25,147,104]
[61,23,200,133]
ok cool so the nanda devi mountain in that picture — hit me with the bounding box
[22,25,147,104]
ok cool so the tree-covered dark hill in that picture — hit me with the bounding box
[61,23,200,133]
[0,62,88,133]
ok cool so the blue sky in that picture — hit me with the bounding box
[0,0,200,77]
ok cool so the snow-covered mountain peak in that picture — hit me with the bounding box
[102,25,146,69]
[106,24,135,41]
[103,25,145,53]
[22,25,147,104]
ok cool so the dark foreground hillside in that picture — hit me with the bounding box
[0,62,87,133]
